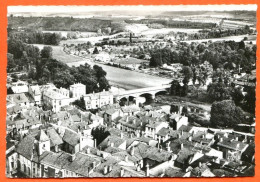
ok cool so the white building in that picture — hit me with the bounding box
[84,90,113,110]
[28,85,41,105]
[42,87,74,113]
[170,113,188,130]
[69,83,86,98]
[11,81,29,94]
[95,52,110,63]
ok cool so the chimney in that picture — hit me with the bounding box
[108,165,113,172]
[120,168,124,177]
[219,138,223,142]
[188,136,192,142]
[70,154,76,162]
[199,162,202,167]
[54,145,59,152]
[181,130,184,136]
[94,139,97,148]
[125,155,129,162]
[236,143,240,149]
[107,139,111,146]
[86,147,91,154]
[180,143,184,149]
[137,164,141,172]
[126,116,129,122]
[133,119,136,124]
[92,161,96,169]
[120,132,123,139]
[177,133,181,139]
[146,164,150,177]
[130,146,135,156]
[130,133,133,138]
[235,137,238,141]
[103,165,108,175]
[110,142,114,147]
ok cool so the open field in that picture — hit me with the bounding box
[42,30,97,37]
[140,28,202,37]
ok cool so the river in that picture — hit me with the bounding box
[34,44,172,90]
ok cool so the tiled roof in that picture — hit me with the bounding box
[16,134,35,160]
[164,167,186,177]
[217,137,248,151]
[41,151,71,169]
[7,93,29,104]
[62,129,80,146]
[46,128,63,146]
[157,127,171,137]
[35,130,50,142]
[98,135,125,150]
[121,105,140,113]
[64,152,100,177]
[176,148,195,164]
[69,122,90,133]
[105,108,118,115]
[118,116,143,129]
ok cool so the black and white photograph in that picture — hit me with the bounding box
[6,5,257,178]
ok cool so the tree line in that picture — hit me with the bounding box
[7,38,110,94]
[8,31,62,45]
[150,40,256,72]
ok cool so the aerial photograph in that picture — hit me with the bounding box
[5,5,256,178]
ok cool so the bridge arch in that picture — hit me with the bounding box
[139,93,154,105]
[154,90,168,96]
[119,97,128,106]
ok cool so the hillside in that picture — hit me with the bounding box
[8,16,125,33]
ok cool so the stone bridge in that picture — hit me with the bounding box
[113,84,171,104]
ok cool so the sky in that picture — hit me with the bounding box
[8,5,257,14]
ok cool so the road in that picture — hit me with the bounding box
[33,44,172,90]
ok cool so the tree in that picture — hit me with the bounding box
[41,46,53,59]
[93,65,107,78]
[231,86,244,105]
[91,126,110,145]
[72,97,86,110]
[210,100,245,128]
[243,87,255,114]
[93,47,99,54]
[182,66,193,83]
[130,33,133,43]
[170,80,181,96]
[207,82,232,101]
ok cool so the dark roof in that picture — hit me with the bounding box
[217,137,248,151]
[41,151,71,169]
[64,152,100,177]
[16,134,35,160]
[165,167,186,177]
[176,148,195,164]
